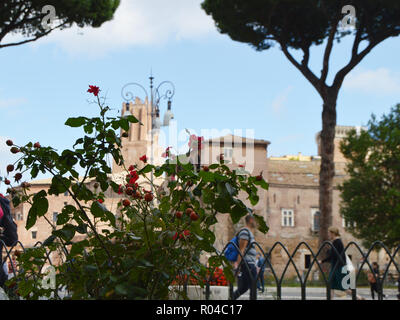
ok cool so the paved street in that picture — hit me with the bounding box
[238,287,400,300]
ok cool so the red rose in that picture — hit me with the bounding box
[140,155,148,163]
[87,85,100,97]
[127,170,139,185]
[118,185,123,195]
[122,199,131,207]
[97,199,104,204]
[6,140,13,146]
[4,179,10,185]
[34,142,41,149]
[183,230,190,237]
[202,166,210,172]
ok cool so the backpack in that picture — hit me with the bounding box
[224,228,250,262]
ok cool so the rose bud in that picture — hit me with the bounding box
[190,212,199,221]
[144,192,154,202]
[10,147,20,154]
[176,211,183,219]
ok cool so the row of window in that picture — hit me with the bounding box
[280,208,350,230]
[13,212,58,223]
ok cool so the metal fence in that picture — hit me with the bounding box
[200,240,400,300]
[1,239,400,300]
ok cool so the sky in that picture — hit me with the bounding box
[1,0,400,192]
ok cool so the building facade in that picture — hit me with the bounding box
[10,99,383,276]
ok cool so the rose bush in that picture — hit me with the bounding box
[2,86,269,300]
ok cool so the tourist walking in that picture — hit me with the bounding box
[319,226,364,300]
[233,215,258,300]
[256,253,266,293]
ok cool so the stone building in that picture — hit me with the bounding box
[201,127,367,278]
[9,100,383,277]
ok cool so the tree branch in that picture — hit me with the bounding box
[280,42,324,97]
[321,21,338,83]
[0,22,68,49]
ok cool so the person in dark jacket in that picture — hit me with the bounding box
[0,195,18,287]
[368,262,387,300]
[319,226,363,300]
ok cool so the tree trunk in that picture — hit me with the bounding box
[319,90,338,245]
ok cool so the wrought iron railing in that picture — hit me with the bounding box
[199,240,400,300]
[1,239,399,300]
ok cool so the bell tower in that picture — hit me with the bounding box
[112,97,161,174]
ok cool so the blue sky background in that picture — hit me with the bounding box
[1,0,400,192]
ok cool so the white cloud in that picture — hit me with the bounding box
[271,86,293,115]
[4,0,216,56]
[344,68,400,94]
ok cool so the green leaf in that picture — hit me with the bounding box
[65,117,87,127]
[91,201,106,218]
[214,197,231,213]
[231,203,247,224]
[255,179,269,190]
[254,214,269,234]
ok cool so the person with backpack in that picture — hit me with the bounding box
[226,215,258,300]
[0,194,18,288]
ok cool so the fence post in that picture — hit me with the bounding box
[205,282,210,300]
[277,283,282,300]
[229,282,234,300]
[301,284,306,300]
[250,279,257,300]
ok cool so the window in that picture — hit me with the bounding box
[305,254,311,269]
[281,209,294,227]
[342,217,355,228]
[53,212,58,223]
[31,231,37,239]
[14,212,23,221]
[311,209,320,232]
[223,148,233,160]
[273,194,276,204]
[297,195,300,204]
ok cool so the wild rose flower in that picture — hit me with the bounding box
[87,85,100,97]
[140,155,148,163]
